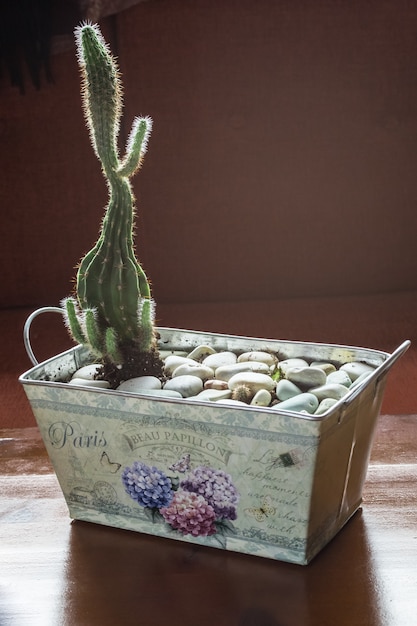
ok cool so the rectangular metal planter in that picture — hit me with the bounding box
[19,328,409,565]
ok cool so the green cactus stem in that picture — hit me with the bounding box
[62,23,163,385]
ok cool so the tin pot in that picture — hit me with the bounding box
[19,308,409,564]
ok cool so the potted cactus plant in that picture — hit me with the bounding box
[62,24,163,388]
[20,23,409,565]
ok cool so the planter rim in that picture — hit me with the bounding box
[19,322,410,423]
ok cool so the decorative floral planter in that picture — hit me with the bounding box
[20,322,409,565]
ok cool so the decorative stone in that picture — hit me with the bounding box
[202,351,238,370]
[126,388,183,399]
[215,361,270,382]
[171,363,214,380]
[351,370,374,388]
[275,379,302,401]
[326,370,352,388]
[228,372,276,394]
[278,358,309,374]
[285,367,327,389]
[72,364,102,380]
[310,383,350,402]
[250,389,272,407]
[237,351,277,366]
[310,361,337,375]
[163,355,198,376]
[214,398,248,406]
[163,375,203,398]
[68,377,110,389]
[315,398,339,415]
[187,345,217,362]
[272,393,319,414]
[340,361,376,381]
[204,379,229,390]
[187,389,232,402]
[117,376,162,392]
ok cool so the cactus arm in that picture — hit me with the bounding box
[118,116,152,178]
[105,327,122,363]
[84,309,103,355]
[62,297,87,345]
[138,297,155,353]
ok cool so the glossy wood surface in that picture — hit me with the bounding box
[1,417,416,626]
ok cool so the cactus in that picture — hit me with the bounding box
[231,385,253,404]
[62,23,162,384]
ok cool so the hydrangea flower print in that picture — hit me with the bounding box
[122,461,174,508]
[160,491,217,537]
[122,460,239,541]
[180,466,239,520]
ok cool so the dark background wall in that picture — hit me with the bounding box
[1,0,417,309]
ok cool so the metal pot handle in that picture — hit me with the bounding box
[339,339,411,409]
[375,340,411,381]
[23,306,65,366]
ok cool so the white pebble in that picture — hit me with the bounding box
[172,363,214,380]
[163,355,198,376]
[186,389,232,402]
[215,361,270,382]
[315,398,339,415]
[215,399,248,406]
[204,379,229,390]
[164,375,203,398]
[326,370,352,388]
[310,383,350,402]
[187,345,217,361]
[228,372,276,393]
[202,351,237,370]
[278,358,309,374]
[310,361,337,375]
[72,364,102,380]
[117,376,162,392]
[272,393,319,414]
[351,370,374,388]
[276,379,302,401]
[286,366,327,389]
[340,361,376,381]
[250,389,272,407]
[126,388,183,399]
[237,351,277,366]
[69,377,110,389]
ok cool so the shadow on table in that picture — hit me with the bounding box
[58,509,385,626]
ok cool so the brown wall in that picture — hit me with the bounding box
[1,0,417,309]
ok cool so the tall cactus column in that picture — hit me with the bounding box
[63,23,163,386]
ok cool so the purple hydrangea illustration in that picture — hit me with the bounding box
[160,491,217,537]
[180,465,239,521]
[122,461,174,509]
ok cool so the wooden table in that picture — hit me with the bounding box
[1,417,416,626]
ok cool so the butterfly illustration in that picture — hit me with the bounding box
[169,453,191,473]
[245,495,276,522]
[100,451,122,474]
